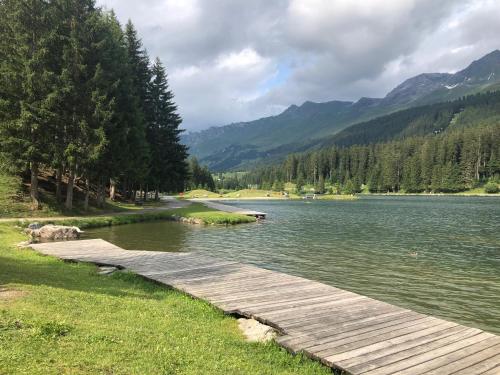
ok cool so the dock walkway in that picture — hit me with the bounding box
[197,200,267,219]
[30,239,500,375]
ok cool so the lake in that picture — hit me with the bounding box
[86,196,500,334]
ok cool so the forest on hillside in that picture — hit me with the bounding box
[240,91,500,194]
[0,0,188,211]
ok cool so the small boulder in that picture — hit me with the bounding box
[28,225,83,241]
[98,266,118,275]
[27,222,43,230]
[237,318,277,342]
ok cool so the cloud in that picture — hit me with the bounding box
[96,0,500,131]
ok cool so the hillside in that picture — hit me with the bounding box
[183,50,500,171]
[316,90,500,148]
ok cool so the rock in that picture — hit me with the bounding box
[171,215,203,225]
[28,225,83,241]
[28,222,42,230]
[16,241,31,248]
[237,318,277,343]
[98,266,118,275]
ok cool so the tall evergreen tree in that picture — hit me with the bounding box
[0,0,56,209]
[148,58,188,196]
[124,20,150,198]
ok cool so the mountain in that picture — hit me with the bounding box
[183,50,500,171]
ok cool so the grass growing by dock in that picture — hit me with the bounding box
[315,194,358,200]
[0,225,329,375]
[174,203,256,224]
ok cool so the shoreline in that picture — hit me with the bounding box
[187,193,500,201]
[0,201,255,227]
[362,192,500,197]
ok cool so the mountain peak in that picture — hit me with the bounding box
[451,49,500,84]
[383,73,451,106]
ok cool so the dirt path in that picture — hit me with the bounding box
[0,196,191,223]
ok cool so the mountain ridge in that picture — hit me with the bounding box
[183,50,500,171]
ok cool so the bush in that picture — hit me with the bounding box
[484,182,499,194]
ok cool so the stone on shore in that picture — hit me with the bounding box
[98,266,118,275]
[237,318,277,342]
[27,224,83,241]
[171,215,203,225]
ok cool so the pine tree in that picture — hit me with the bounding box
[0,0,56,209]
[148,58,188,195]
[124,20,151,198]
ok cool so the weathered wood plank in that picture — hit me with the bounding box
[342,327,481,374]
[361,332,496,375]
[425,344,500,375]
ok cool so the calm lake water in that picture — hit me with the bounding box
[86,196,500,334]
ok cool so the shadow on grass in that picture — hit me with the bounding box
[0,253,173,301]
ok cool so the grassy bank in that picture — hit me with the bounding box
[12,203,255,228]
[0,225,328,374]
[315,194,358,200]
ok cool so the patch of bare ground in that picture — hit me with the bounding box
[0,286,27,301]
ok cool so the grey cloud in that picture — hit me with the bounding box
[97,0,500,131]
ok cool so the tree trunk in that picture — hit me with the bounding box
[155,188,159,201]
[98,179,106,208]
[30,162,40,210]
[65,168,75,210]
[96,182,102,208]
[109,178,116,201]
[84,177,90,211]
[55,165,63,203]
[144,185,148,202]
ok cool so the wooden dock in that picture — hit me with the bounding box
[197,200,267,219]
[30,239,500,375]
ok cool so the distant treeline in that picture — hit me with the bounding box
[0,0,188,210]
[243,123,500,193]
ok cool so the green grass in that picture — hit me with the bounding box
[0,225,329,374]
[0,173,38,217]
[180,189,221,199]
[315,194,358,201]
[173,204,256,225]
[0,172,172,219]
[224,189,298,199]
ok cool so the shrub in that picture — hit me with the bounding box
[484,182,499,194]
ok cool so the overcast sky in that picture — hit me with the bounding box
[97,0,500,132]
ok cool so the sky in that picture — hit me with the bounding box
[97,0,500,132]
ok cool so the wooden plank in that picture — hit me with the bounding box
[259,295,369,321]
[362,332,496,375]
[342,327,481,374]
[308,316,439,355]
[479,365,500,375]
[425,345,500,375]
[281,301,406,336]
[283,312,425,352]
[396,337,500,375]
[322,321,459,365]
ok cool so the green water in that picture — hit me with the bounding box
[86,196,500,334]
